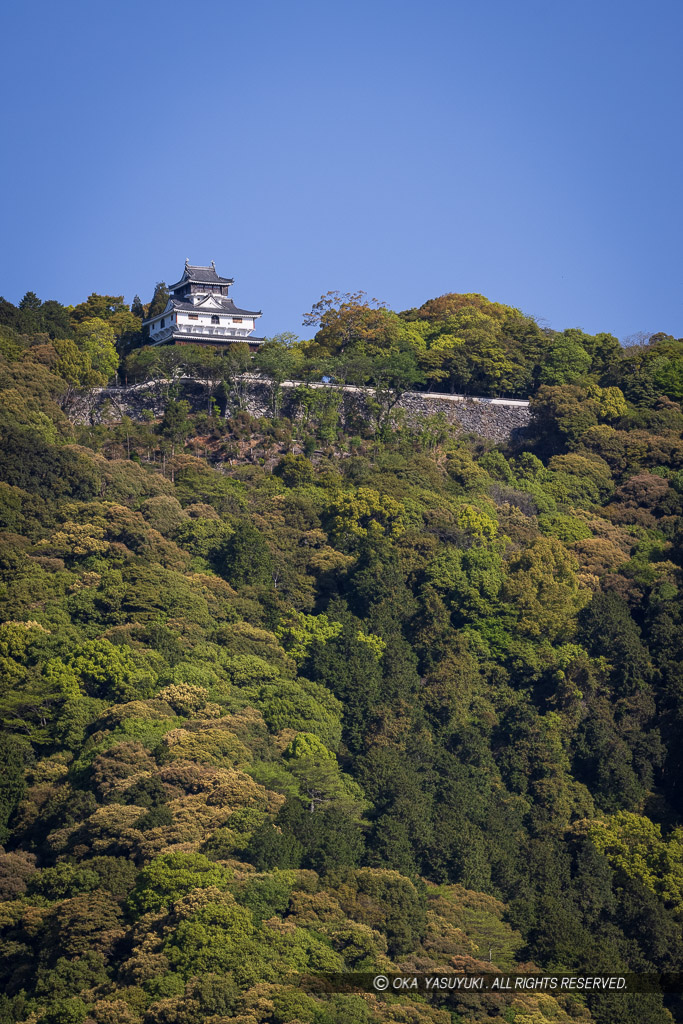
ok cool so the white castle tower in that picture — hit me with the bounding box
[144,260,263,351]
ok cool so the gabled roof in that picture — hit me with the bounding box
[142,299,174,325]
[143,296,262,327]
[188,294,227,310]
[168,260,234,291]
[170,296,261,317]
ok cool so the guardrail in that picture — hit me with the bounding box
[103,376,531,409]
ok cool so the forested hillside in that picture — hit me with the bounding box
[1,287,683,1024]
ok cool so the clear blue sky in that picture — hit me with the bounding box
[1,0,681,342]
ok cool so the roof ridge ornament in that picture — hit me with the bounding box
[211,260,216,270]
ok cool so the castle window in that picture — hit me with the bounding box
[188,314,198,320]
[211,315,220,324]
[233,317,242,323]
[160,318,165,328]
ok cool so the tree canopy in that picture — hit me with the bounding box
[0,281,682,1024]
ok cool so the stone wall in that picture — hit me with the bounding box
[64,377,531,443]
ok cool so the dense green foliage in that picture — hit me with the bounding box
[1,287,683,1024]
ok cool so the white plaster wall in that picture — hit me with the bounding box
[176,313,255,329]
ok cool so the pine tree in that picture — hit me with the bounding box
[18,291,43,333]
[147,281,169,319]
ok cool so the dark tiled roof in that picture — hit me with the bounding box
[168,263,234,290]
[170,297,261,317]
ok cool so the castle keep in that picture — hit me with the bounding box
[143,260,263,351]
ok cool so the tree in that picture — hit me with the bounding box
[417,334,470,392]
[18,291,43,333]
[425,546,504,624]
[70,293,128,324]
[244,819,303,870]
[0,296,21,332]
[37,997,88,1024]
[128,853,233,915]
[456,312,522,394]
[220,521,274,587]
[109,308,143,356]
[580,329,622,377]
[0,426,99,499]
[0,735,28,844]
[400,291,515,324]
[573,707,647,812]
[540,333,592,385]
[52,338,95,388]
[502,537,586,642]
[305,620,383,752]
[160,399,193,454]
[72,317,118,384]
[651,347,683,400]
[366,348,425,433]
[62,637,156,701]
[588,812,683,911]
[173,515,232,565]
[273,453,315,488]
[579,592,652,695]
[254,338,303,415]
[325,487,405,545]
[300,805,366,873]
[257,677,343,749]
[162,890,255,981]
[147,281,170,320]
[303,291,388,356]
[529,385,601,451]
[39,300,72,339]
[283,732,365,814]
[335,868,427,956]
[219,341,252,412]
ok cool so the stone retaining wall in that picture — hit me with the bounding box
[64,377,531,443]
